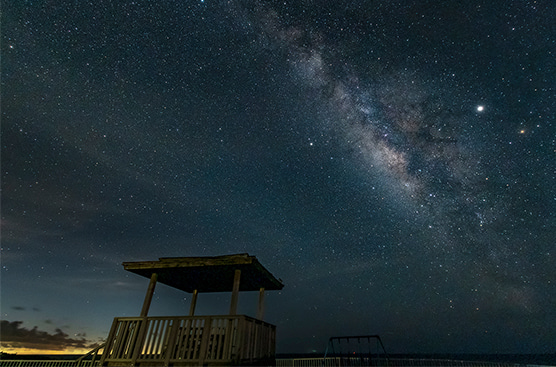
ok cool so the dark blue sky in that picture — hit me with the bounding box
[2,0,555,355]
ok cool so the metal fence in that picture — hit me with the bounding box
[1,357,554,367]
[276,357,554,367]
[0,361,96,367]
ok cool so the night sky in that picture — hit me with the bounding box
[2,0,555,356]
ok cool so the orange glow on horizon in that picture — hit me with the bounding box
[1,345,92,355]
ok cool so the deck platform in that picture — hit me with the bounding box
[100,254,283,366]
[101,315,275,366]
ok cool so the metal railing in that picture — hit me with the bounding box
[0,361,96,367]
[276,357,556,367]
[1,357,555,367]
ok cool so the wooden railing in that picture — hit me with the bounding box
[100,314,276,366]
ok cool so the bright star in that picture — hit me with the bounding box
[476,105,484,112]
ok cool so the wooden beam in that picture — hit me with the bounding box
[140,272,158,317]
[189,289,198,316]
[229,269,241,315]
[257,287,265,320]
[123,254,254,270]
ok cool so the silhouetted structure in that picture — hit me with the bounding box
[99,253,284,366]
[323,335,388,366]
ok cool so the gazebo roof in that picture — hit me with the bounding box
[123,253,284,293]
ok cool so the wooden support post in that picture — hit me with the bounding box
[198,316,212,364]
[189,289,198,316]
[99,317,119,365]
[164,318,181,365]
[130,318,150,364]
[229,269,241,315]
[257,287,265,320]
[140,272,158,317]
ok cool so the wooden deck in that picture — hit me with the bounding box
[99,314,276,366]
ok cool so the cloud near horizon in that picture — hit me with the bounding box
[0,320,99,353]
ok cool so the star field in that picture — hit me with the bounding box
[1,0,555,356]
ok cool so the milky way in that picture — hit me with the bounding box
[244,3,519,266]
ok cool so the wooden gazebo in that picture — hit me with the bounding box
[100,253,284,366]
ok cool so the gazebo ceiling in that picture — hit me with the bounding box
[123,253,284,293]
